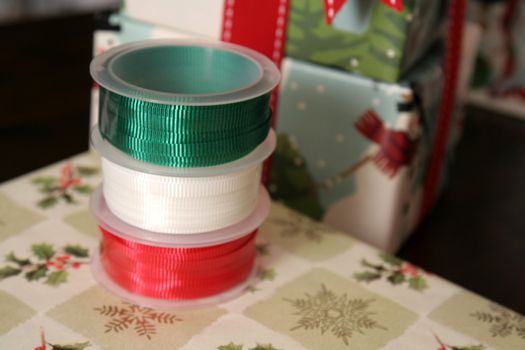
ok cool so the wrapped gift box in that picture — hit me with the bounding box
[270,51,461,252]
[122,0,446,83]
[286,0,446,82]
[121,0,291,71]
[123,0,225,38]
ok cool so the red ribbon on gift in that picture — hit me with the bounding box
[322,0,404,25]
[420,0,466,220]
[220,0,290,184]
[381,0,404,12]
[323,0,347,24]
[221,0,290,124]
[99,227,257,300]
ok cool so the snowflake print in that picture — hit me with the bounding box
[284,284,386,345]
[270,209,338,243]
[0,243,89,286]
[353,253,430,291]
[470,303,525,340]
[94,303,182,340]
[32,163,98,209]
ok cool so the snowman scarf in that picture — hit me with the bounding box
[354,109,418,178]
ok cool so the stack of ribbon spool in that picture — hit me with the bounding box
[88,40,280,308]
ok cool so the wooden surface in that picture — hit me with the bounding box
[1,14,524,314]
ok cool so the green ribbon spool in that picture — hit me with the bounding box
[91,40,280,168]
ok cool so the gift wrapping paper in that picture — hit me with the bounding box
[0,153,521,349]
[271,51,461,252]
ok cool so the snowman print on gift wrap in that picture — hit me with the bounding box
[321,92,423,251]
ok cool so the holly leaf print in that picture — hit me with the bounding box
[360,259,384,270]
[76,166,99,177]
[354,253,430,290]
[0,265,22,279]
[435,334,485,350]
[64,245,89,258]
[49,341,91,350]
[25,265,48,281]
[354,271,381,282]
[46,270,68,286]
[5,252,30,266]
[217,343,243,350]
[258,268,276,281]
[32,176,57,189]
[249,344,282,350]
[63,193,75,204]
[387,271,406,285]
[379,253,403,267]
[37,196,58,209]
[450,345,485,350]
[256,243,270,256]
[408,276,428,291]
[32,243,56,260]
[72,185,93,194]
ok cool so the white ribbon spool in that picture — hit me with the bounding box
[101,157,262,234]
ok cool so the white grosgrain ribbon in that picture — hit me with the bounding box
[101,157,262,234]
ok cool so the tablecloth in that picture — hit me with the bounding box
[0,152,522,350]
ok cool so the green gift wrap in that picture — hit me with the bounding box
[271,51,461,252]
[286,0,446,83]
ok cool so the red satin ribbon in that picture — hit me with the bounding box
[98,227,257,300]
[323,0,347,24]
[220,0,290,185]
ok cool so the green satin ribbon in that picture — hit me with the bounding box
[99,88,271,167]
[96,44,274,168]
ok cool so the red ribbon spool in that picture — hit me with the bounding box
[98,227,257,300]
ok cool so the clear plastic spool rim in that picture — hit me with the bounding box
[90,39,281,106]
[90,126,276,177]
[89,186,271,248]
[91,248,257,310]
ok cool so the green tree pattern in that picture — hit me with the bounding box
[286,0,412,82]
[270,134,323,220]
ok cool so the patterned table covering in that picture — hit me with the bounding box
[0,152,522,350]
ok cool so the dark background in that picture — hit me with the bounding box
[1,14,524,314]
